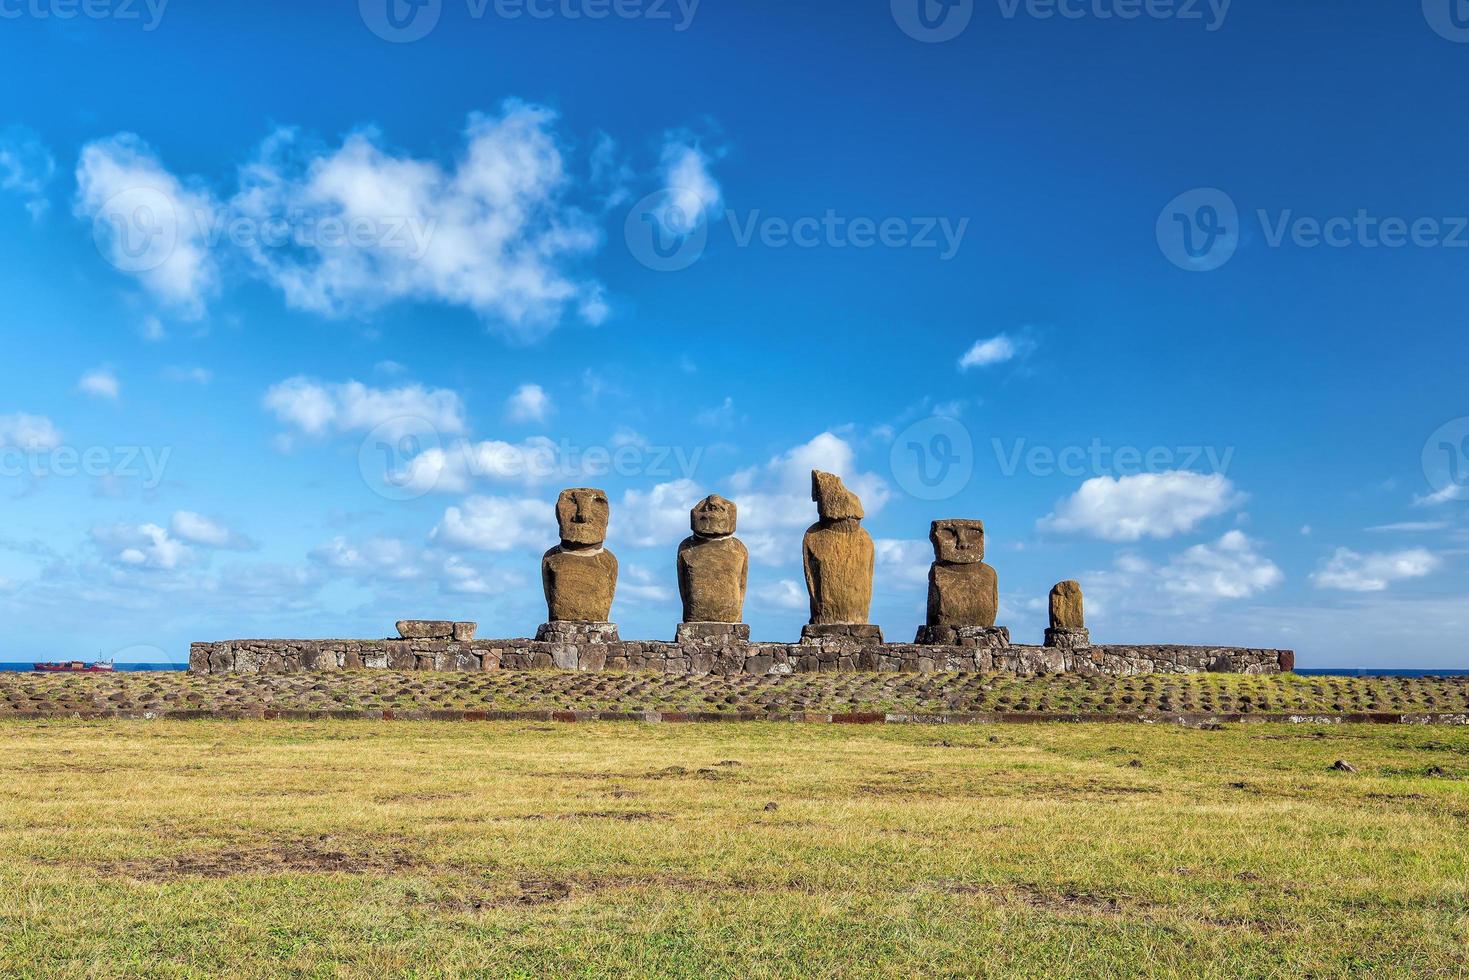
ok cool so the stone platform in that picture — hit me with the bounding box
[189,633,1293,677]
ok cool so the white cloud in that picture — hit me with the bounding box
[74,133,219,318]
[616,479,704,548]
[78,367,121,400]
[657,134,724,228]
[1366,521,1449,533]
[752,579,806,612]
[729,431,890,535]
[695,396,737,428]
[619,564,674,603]
[874,538,932,587]
[1038,471,1243,542]
[91,522,192,570]
[140,315,166,342]
[1158,530,1283,599]
[432,496,551,552]
[1415,483,1468,506]
[170,511,252,550]
[958,332,1033,370]
[263,377,466,441]
[1311,547,1441,592]
[394,436,574,494]
[0,126,56,219]
[164,366,212,384]
[506,382,551,423]
[230,101,605,339]
[0,413,61,451]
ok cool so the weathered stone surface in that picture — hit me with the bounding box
[803,471,874,625]
[800,623,884,644]
[677,495,748,624]
[676,622,751,643]
[188,636,1293,679]
[541,487,618,623]
[396,620,453,639]
[1044,626,1090,650]
[535,621,620,644]
[1050,580,1084,630]
[930,518,985,564]
[924,520,998,629]
[395,620,477,640]
[915,625,1011,648]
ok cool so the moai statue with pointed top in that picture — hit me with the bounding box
[1044,579,1090,649]
[675,494,750,643]
[914,519,1007,647]
[801,470,880,642]
[539,487,619,642]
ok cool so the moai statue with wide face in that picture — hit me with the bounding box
[541,487,618,624]
[802,470,875,627]
[1044,579,1090,649]
[677,494,748,624]
[926,519,998,627]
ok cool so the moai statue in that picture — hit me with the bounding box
[914,519,1009,648]
[539,487,619,642]
[676,495,749,637]
[801,470,879,642]
[1044,580,1090,649]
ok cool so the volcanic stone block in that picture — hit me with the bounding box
[396,620,477,641]
[677,494,749,624]
[1049,580,1085,629]
[542,487,618,623]
[675,622,752,643]
[802,471,875,625]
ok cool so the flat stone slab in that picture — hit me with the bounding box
[396,620,476,640]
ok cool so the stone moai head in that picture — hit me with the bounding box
[691,494,737,538]
[555,487,610,547]
[930,519,985,564]
[811,470,864,521]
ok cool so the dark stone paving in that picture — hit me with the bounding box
[1,671,1468,724]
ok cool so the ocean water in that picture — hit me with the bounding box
[0,663,186,672]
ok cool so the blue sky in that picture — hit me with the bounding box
[0,0,1466,666]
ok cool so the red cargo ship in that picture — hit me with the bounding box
[32,660,115,673]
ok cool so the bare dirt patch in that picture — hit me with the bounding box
[96,837,421,881]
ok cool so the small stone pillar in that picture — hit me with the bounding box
[675,494,749,643]
[800,470,879,643]
[914,519,1008,647]
[540,487,618,641]
[1043,580,1090,649]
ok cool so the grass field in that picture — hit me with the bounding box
[2,720,1467,977]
